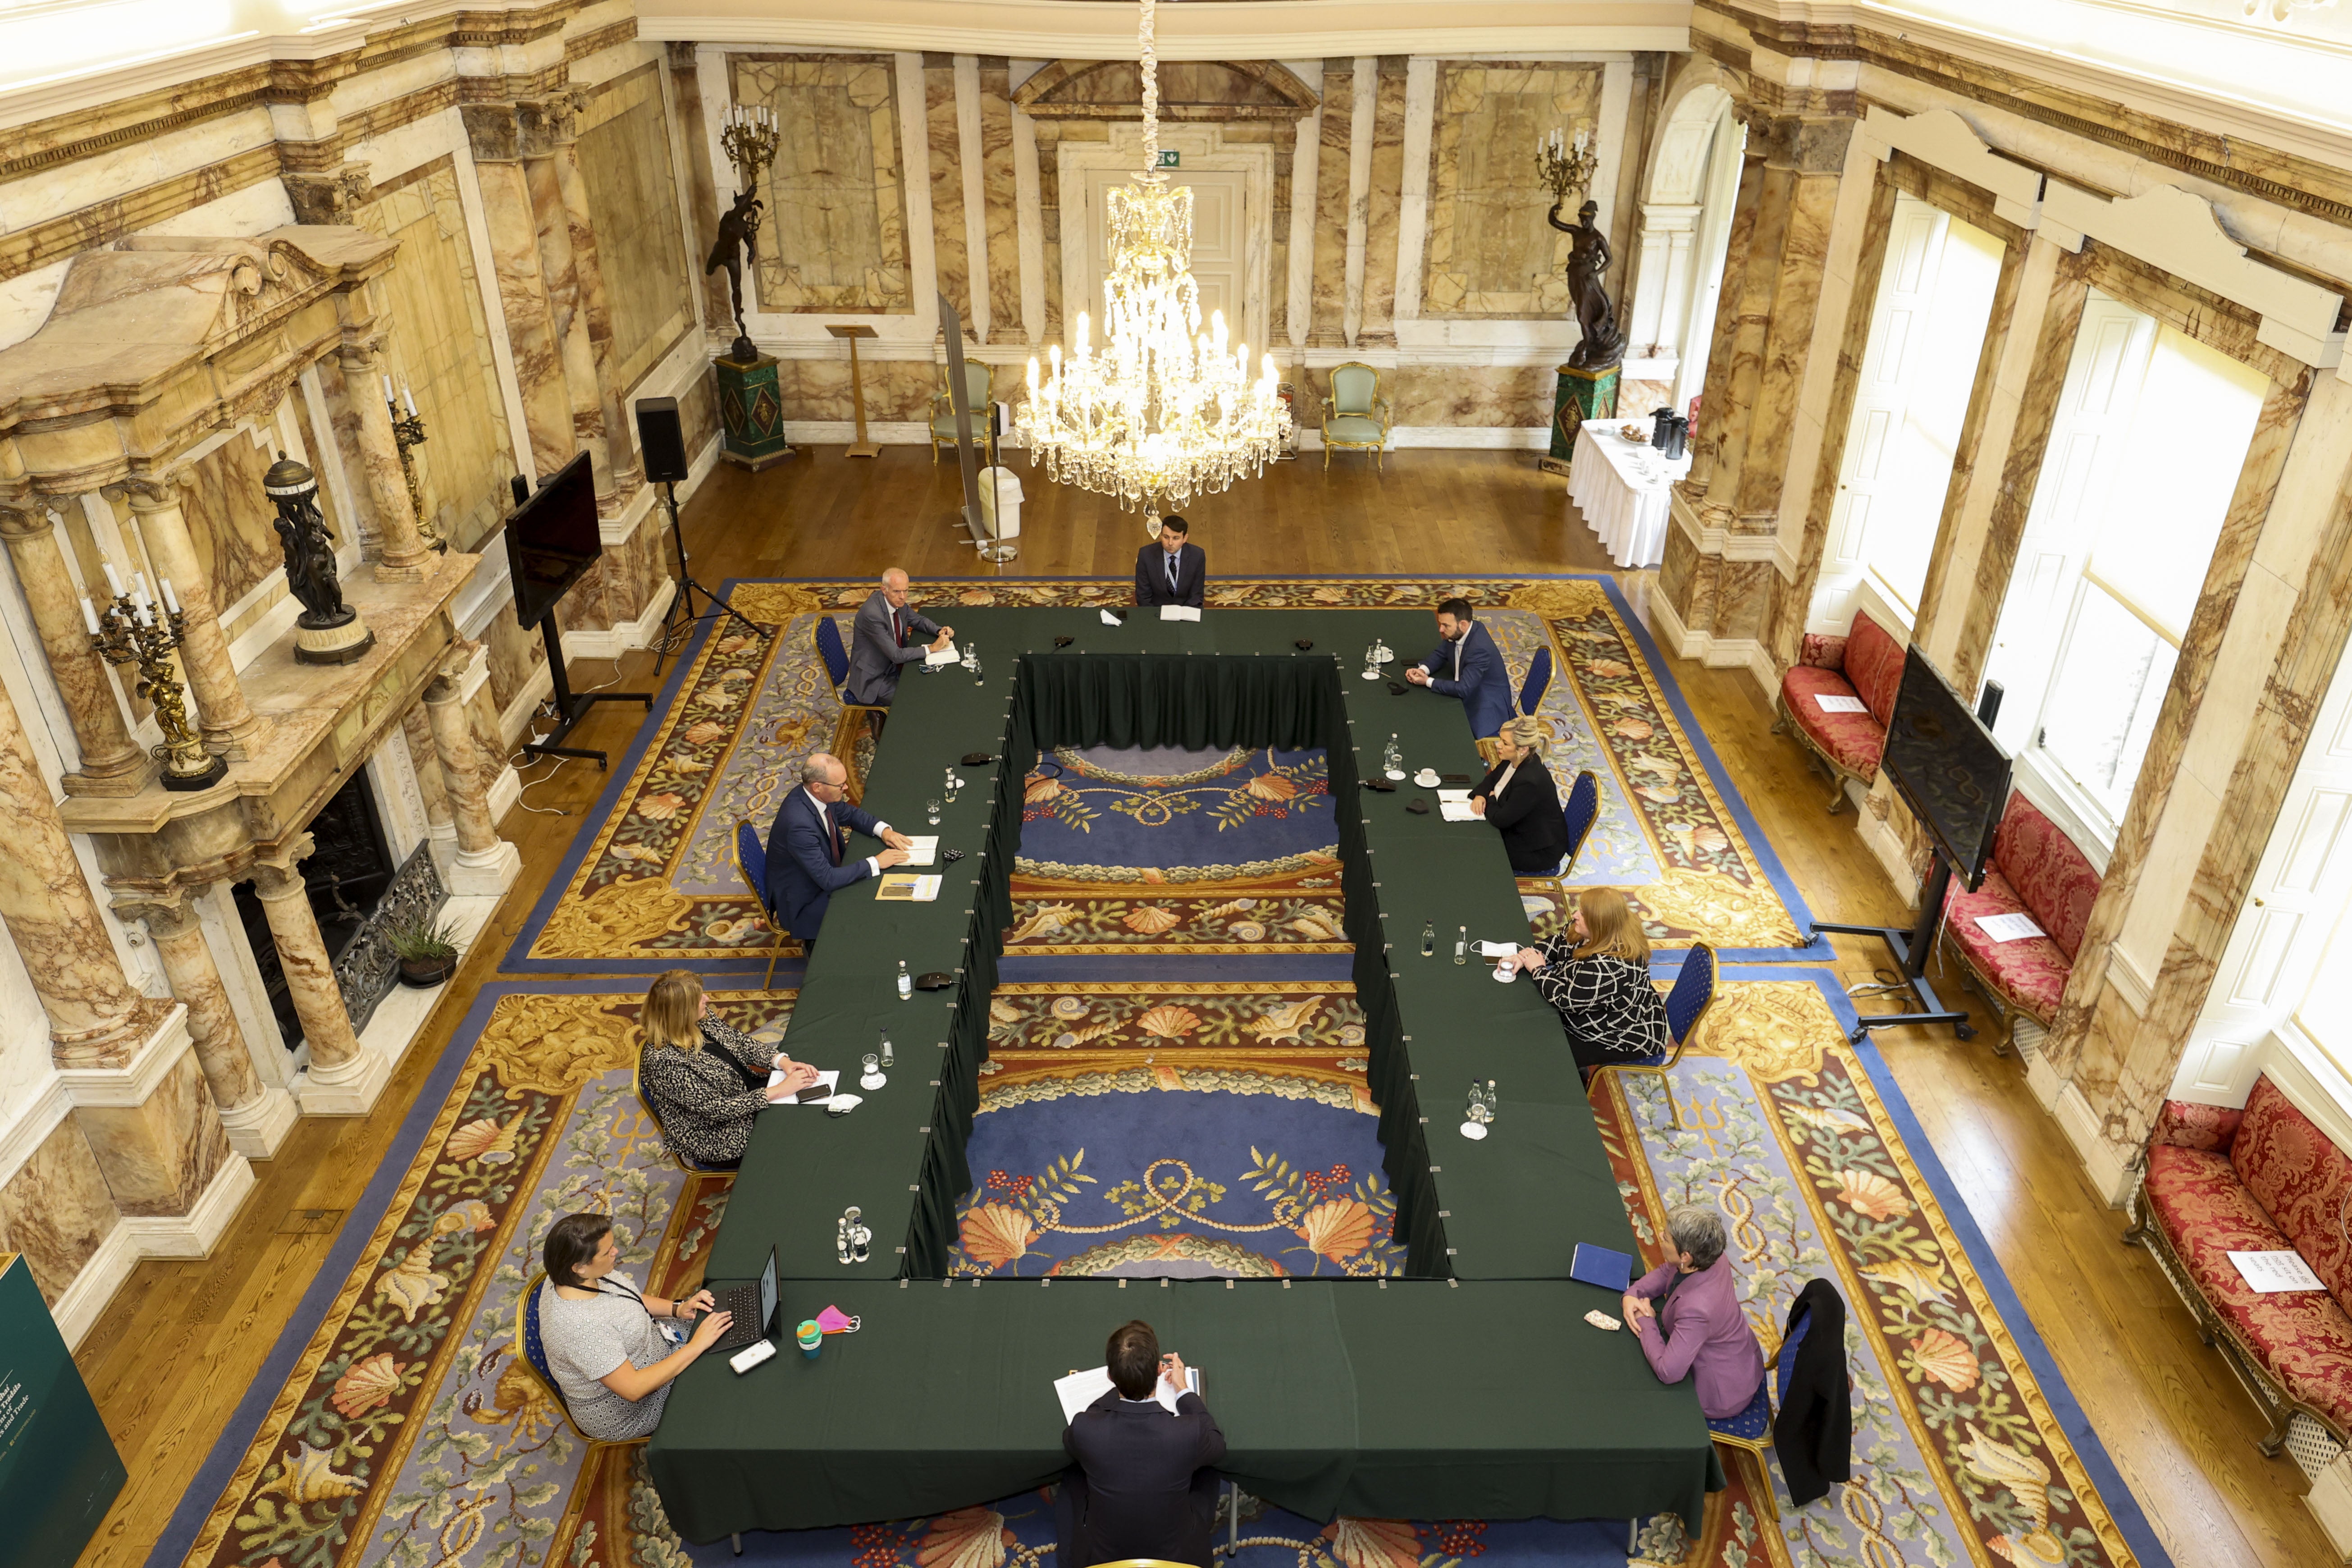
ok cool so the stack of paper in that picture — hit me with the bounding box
[1438,789,1479,823]
[2228,1250,2326,1293]
[1053,1364,1203,1422]
[877,873,943,902]
[924,644,959,668]
[762,1067,841,1106]
[1478,941,1519,958]
[1159,604,1202,622]
[1973,912,2045,944]
[1812,693,1868,714]
[902,836,941,866]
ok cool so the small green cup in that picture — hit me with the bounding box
[795,1319,822,1359]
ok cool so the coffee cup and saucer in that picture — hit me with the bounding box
[1413,768,1441,787]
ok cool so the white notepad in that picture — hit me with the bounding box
[1054,1364,1202,1423]
[1812,693,1868,714]
[1439,802,1480,822]
[1159,604,1201,622]
[1436,789,1472,803]
[2229,1250,2326,1294]
[1973,912,2045,944]
[1478,941,1520,958]
[924,644,959,667]
[762,1067,840,1106]
[902,836,941,866]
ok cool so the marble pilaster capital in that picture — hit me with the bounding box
[0,493,51,541]
[1757,112,1858,176]
[112,882,210,940]
[250,832,317,898]
[422,672,462,706]
[115,473,184,512]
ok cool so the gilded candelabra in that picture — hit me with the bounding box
[720,103,780,201]
[83,574,225,791]
[384,384,444,552]
[1537,126,1598,205]
[711,104,779,364]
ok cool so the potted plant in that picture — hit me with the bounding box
[387,910,462,988]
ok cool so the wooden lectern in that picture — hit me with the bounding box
[827,324,883,458]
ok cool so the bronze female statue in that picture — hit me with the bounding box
[705,188,765,364]
[1548,198,1626,371]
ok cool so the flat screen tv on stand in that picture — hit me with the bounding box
[502,454,653,769]
[1811,646,2013,1043]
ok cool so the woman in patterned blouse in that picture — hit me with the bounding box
[1509,887,1670,1077]
[638,969,820,1169]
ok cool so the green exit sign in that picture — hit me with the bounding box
[1156,149,1180,168]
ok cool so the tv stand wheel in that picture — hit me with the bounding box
[1847,1026,1868,1045]
[1955,1021,1977,1041]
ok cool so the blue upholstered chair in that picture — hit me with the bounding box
[735,819,787,991]
[813,615,886,792]
[1559,768,1600,880]
[1587,942,1715,1132]
[1518,646,1553,715]
[1320,363,1392,471]
[1702,1287,1832,1525]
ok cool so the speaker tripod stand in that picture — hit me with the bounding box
[652,479,763,677]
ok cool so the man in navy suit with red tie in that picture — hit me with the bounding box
[763,753,912,947]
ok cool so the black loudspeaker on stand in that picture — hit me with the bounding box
[635,397,763,676]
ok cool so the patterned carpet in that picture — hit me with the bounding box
[502,576,1827,974]
[154,976,2165,1568]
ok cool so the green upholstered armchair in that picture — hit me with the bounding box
[1321,362,1392,471]
[930,362,993,462]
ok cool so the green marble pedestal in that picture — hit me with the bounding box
[1539,362,1619,477]
[715,352,794,471]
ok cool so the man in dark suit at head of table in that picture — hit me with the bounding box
[1056,1319,1227,1568]
[1134,516,1206,609]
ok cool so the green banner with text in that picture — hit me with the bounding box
[0,1253,125,1568]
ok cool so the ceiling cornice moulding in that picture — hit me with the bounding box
[632,0,1691,59]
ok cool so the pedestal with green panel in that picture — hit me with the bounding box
[714,352,794,471]
[1540,362,1619,476]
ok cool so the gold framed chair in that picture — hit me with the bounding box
[1587,942,1716,1132]
[1320,362,1392,471]
[930,361,994,462]
[633,1050,737,1175]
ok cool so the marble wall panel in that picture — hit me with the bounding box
[360,160,518,556]
[1359,59,1408,343]
[733,55,912,313]
[73,1047,228,1216]
[1310,61,1353,347]
[775,357,941,423]
[1377,365,1554,427]
[1715,558,1774,643]
[482,608,545,723]
[578,68,695,394]
[561,512,667,635]
[1423,63,1602,319]
[0,1114,118,1305]
[979,61,1025,343]
[678,371,718,462]
[174,423,284,615]
[1735,167,1846,526]
[924,58,973,337]
[1657,520,1698,622]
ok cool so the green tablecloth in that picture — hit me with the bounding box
[659,607,1715,1540]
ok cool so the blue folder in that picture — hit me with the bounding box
[1569,1243,1635,1292]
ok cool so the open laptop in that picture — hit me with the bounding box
[706,1246,778,1352]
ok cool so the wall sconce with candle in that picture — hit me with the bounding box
[382,375,443,553]
[83,567,225,791]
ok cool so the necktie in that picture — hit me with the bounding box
[1166,552,1178,594]
[891,607,904,646]
[815,796,840,863]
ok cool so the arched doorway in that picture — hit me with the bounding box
[1625,77,1745,414]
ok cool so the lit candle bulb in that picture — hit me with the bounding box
[383,374,395,402]
[132,601,152,628]
[160,577,180,614]
[82,598,100,635]
[403,386,417,416]
[132,573,151,606]
[102,561,124,596]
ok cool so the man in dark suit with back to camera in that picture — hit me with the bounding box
[847,568,955,707]
[1135,516,1206,609]
[1057,1319,1226,1568]
[763,753,911,949]
[1406,595,1514,748]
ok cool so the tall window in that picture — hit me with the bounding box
[1811,195,2004,631]
[1983,295,2267,842]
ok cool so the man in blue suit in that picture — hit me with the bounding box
[763,753,911,947]
[1134,516,1206,609]
[1406,597,1513,744]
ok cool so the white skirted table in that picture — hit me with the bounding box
[1569,420,1692,568]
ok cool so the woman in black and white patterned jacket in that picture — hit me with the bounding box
[639,969,819,1169]
[1510,887,1670,1077]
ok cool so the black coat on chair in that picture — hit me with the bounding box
[1772,1278,1852,1506]
[1471,753,1571,875]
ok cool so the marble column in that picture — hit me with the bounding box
[424,671,520,895]
[125,886,296,1158]
[0,659,174,1066]
[463,105,575,477]
[1676,138,1766,502]
[253,837,389,1114]
[121,479,260,756]
[0,498,151,793]
[553,102,639,498]
[523,100,611,503]
[666,43,731,339]
[336,337,436,581]
[399,702,457,863]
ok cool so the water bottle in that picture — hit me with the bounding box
[836,1214,852,1265]
[966,643,982,686]
[1454,925,1467,965]
[897,960,912,1000]
[1485,1079,1499,1123]
[1420,920,1436,958]
[879,1029,895,1069]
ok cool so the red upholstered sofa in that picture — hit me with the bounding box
[2127,1076,2352,1456]
[1772,609,1904,812]
[1941,791,2101,1055]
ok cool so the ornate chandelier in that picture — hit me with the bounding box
[1018,0,1289,517]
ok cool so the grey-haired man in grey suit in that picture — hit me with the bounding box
[846,568,956,707]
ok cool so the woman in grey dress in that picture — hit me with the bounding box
[537,1211,733,1441]
[638,969,821,1169]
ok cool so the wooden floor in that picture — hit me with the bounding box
[71,447,2326,1568]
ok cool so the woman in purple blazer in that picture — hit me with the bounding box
[1622,1203,1766,1419]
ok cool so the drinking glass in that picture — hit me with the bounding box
[927,798,941,825]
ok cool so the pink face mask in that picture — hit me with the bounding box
[815,1305,860,1334]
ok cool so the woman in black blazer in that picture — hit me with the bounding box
[638,970,819,1169]
[1468,715,1572,874]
